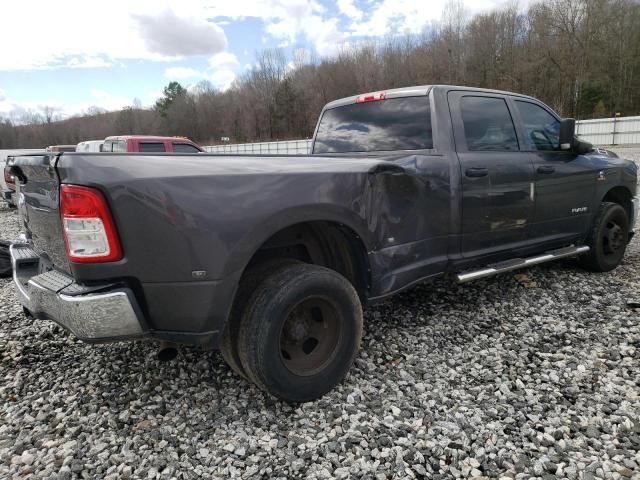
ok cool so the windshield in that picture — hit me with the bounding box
[313,96,433,154]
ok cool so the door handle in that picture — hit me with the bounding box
[465,167,489,178]
[537,165,555,174]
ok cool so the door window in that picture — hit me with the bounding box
[173,143,201,153]
[514,101,560,151]
[460,96,519,151]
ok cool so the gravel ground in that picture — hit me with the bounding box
[609,147,640,163]
[1,201,639,480]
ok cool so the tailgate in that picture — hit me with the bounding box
[12,153,70,273]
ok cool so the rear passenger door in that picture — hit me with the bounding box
[511,100,596,244]
[448,91,535,259]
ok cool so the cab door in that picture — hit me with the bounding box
[510,99,596,244]
[448,91,535,259]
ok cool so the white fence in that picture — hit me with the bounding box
[202,116,640,154]
[204,139,312,155]
[575,116,640,146]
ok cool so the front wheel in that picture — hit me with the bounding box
[580,202,630,272]
[237,263,363,403]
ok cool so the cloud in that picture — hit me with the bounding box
[347,0,507,37]
[208,0,347,57]
[87,90,131,112]
[0,1,228,71]
[336,0,363,20]
[132,9,227,57]
[0,0,527,73]
[164,67,207,80]
[209,52,241,90]
[209,52,240,70]
[66,56,115,69]
[0,89,134,122]
[161,52,240,90]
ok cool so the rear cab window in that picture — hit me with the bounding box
[313,96,433,154]
[138,142,166,153]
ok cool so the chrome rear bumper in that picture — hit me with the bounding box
[10,243,144,342]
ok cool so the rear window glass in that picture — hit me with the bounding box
[313,96,433,154]
[138,142,166,152]
[173,143,200,153]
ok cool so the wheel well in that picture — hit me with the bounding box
[243,221,370,303]
[603,186,632,220]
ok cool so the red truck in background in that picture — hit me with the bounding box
[3,136,204,207]
[102,135,204,153]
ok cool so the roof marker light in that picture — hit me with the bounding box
[355,91,386,103]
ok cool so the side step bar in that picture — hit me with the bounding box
[456,245,590,283]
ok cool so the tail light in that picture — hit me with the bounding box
[355,91,385,103]
[60,184,122,263]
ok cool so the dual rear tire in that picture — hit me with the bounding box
[220,262,363,403]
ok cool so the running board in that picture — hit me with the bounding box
[456,245,590,283]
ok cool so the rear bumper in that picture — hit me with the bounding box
[10,243,144,342]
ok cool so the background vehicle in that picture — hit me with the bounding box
[101,135,204,153]
[1,150,41,207]
[9,85,638,402]
[45,145,76,152]
[2,156,17,207]
[76,140,104,152]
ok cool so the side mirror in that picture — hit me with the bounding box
[559,118,575,150]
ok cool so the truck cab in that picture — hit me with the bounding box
[102,135,204,153]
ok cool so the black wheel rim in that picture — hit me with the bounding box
[602,219,625,256]
[279,297,342,377]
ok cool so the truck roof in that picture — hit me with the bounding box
[104,135,196,142]
[323,85,539,110]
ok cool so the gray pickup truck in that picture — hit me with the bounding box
[9,85,638,402]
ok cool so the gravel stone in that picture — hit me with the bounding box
[1,200,639,479]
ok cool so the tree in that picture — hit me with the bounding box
[40,105,60,124]
[592,100,607,118]
[154,82,187,118]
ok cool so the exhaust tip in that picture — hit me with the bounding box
[157,342,178,362]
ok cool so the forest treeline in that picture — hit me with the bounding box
[1,0,639,149]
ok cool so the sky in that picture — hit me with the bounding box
[0,0,518,121]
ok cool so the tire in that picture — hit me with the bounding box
[237,263,363,403]
[219,259,300,380]
[580,202,630,272]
